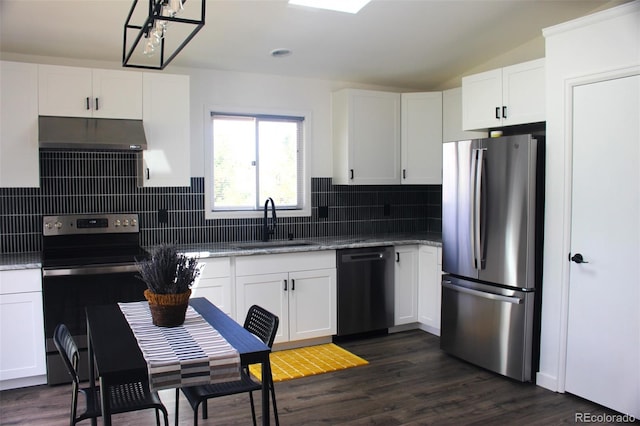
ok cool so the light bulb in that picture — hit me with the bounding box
[150,29,162,47]
[143,39,156,57]
[168,0,183,16]
[154,20,167,38]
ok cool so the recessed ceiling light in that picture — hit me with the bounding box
[289,0,371,14]
[270,48,293,58]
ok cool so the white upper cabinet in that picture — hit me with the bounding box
[38,65,142,119]
[0,61,39,188]
[141,72,191,187]
[442,87,487,142]
[462,58,545,130]
[332,89,401,185]
[400,92,443,185]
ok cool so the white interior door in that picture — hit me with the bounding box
[566,74,640,417]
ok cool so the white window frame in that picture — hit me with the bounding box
[204,105,312,220]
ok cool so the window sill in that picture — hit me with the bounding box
[205,206,311,220]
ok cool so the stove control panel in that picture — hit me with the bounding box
[43,214,140,236]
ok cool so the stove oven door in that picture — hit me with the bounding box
[42,265,147,385]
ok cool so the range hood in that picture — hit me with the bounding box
[38,116,147,151]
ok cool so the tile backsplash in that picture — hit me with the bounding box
[0,151,441,254]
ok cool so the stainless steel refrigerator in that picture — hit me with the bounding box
[440,134,544,382]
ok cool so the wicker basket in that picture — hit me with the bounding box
[144,289,191,327]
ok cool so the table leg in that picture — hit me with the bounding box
[261,360,271,426]
[100,376,111,426]
[89,318,111,426]
[87,321,97,426]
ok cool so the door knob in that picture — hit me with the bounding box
[570,253,589,264]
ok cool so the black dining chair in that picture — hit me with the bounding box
[53,323,169,426]
[177,305,280,426]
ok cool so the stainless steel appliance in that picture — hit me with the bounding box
[41,213,149,385]
[440,134,544,382]
[38,116,147,151]
[336,246,394,337]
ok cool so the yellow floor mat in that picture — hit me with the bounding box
[249,343,368,382]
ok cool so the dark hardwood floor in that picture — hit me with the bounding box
[0,330,627,425]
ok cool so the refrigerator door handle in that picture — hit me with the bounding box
[471,148,485,270]
[476,148,485,269]
[442,281,523,304]
[470,149,478,269]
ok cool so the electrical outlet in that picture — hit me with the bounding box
[158,209,168,224]
[319,205,329,219]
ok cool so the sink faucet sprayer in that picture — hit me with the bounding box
[263,197,277,242]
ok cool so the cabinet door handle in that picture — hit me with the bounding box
[350,169,354,180]
[95,97,99,111]
[283,279,288,291]
[291,279,295,291]
[146,167,150,180]
[495,107,500,119]
[396,252,400,263]
[86,97,91,110]
[502,106,507,119]
[402,169,406,179]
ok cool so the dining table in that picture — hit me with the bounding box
[86,297,272,426]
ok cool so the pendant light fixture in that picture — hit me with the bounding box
[123,0,205,70]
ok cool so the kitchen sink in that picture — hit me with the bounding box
[232,240,318,249]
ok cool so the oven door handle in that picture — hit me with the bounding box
[42,264,140,277]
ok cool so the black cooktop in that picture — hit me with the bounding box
[41,246,150,269]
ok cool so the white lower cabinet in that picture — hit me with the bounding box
[235,252,336,343]
[193,257,232,317]
[0,269,46,390]
[418,245,443,335]
[394,245,419,325]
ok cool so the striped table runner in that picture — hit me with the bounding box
[118,301,241,391]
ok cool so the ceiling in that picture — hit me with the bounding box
[0,0,627,90]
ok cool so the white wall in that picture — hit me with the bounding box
[538,1,640,392]
[183,67,403,178]
[436,36,546,90]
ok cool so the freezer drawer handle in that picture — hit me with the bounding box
[442,281,522,304]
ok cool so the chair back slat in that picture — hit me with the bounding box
[53,323,81,385]
[243,305,279,348]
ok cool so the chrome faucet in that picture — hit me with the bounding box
[263,197,277,242]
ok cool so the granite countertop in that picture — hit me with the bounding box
[0,252,42,271]
[175,233,442,258]
[0,233,442,270]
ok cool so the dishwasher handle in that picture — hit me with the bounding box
[341,252,386,263]
[442,280,522,304]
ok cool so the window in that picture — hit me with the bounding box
[206,111,310,219]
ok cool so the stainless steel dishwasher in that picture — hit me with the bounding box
[336,246,394,336]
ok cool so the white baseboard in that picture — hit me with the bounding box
[535,372,559,392]
[0,374,47,391]
[417,323,440,336]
